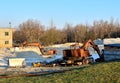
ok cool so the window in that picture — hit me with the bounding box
[5,41,9,44]
[5,32,9,36]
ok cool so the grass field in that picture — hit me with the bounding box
[0,61,120,83]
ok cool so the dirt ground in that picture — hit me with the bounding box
[0,65,88,78]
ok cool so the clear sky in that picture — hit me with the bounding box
[0,0,120,29]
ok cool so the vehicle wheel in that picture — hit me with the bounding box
[82,59,89,65]
[89,57,94,63]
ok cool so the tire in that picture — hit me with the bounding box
[82,59,89,64]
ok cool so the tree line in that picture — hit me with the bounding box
[13,18,120,46]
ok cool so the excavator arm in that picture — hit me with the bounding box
[21,41,57,55]
[82,39,104,61]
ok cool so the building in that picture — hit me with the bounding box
[0,28,13,48]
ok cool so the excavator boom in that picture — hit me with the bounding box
[82,39,101,56]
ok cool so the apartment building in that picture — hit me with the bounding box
[0,28,13,48]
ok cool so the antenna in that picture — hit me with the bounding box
[9,22,11,28]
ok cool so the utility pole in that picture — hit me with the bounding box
[50,19,54,28]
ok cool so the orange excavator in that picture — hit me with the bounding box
[22,41,57,55]
[62,39,104,65]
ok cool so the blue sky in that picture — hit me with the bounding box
[0,0,120,29]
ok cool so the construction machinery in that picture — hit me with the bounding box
[32,62,41,67]
[61,39,104,66]
[22,41,57,55]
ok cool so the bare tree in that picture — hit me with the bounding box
[13,18,120,45]
[18,19,44,42]
[63,24,75,42]
[40,27,66,45]
[74,24,88,42]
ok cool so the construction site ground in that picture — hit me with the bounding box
[0,65,89,78]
